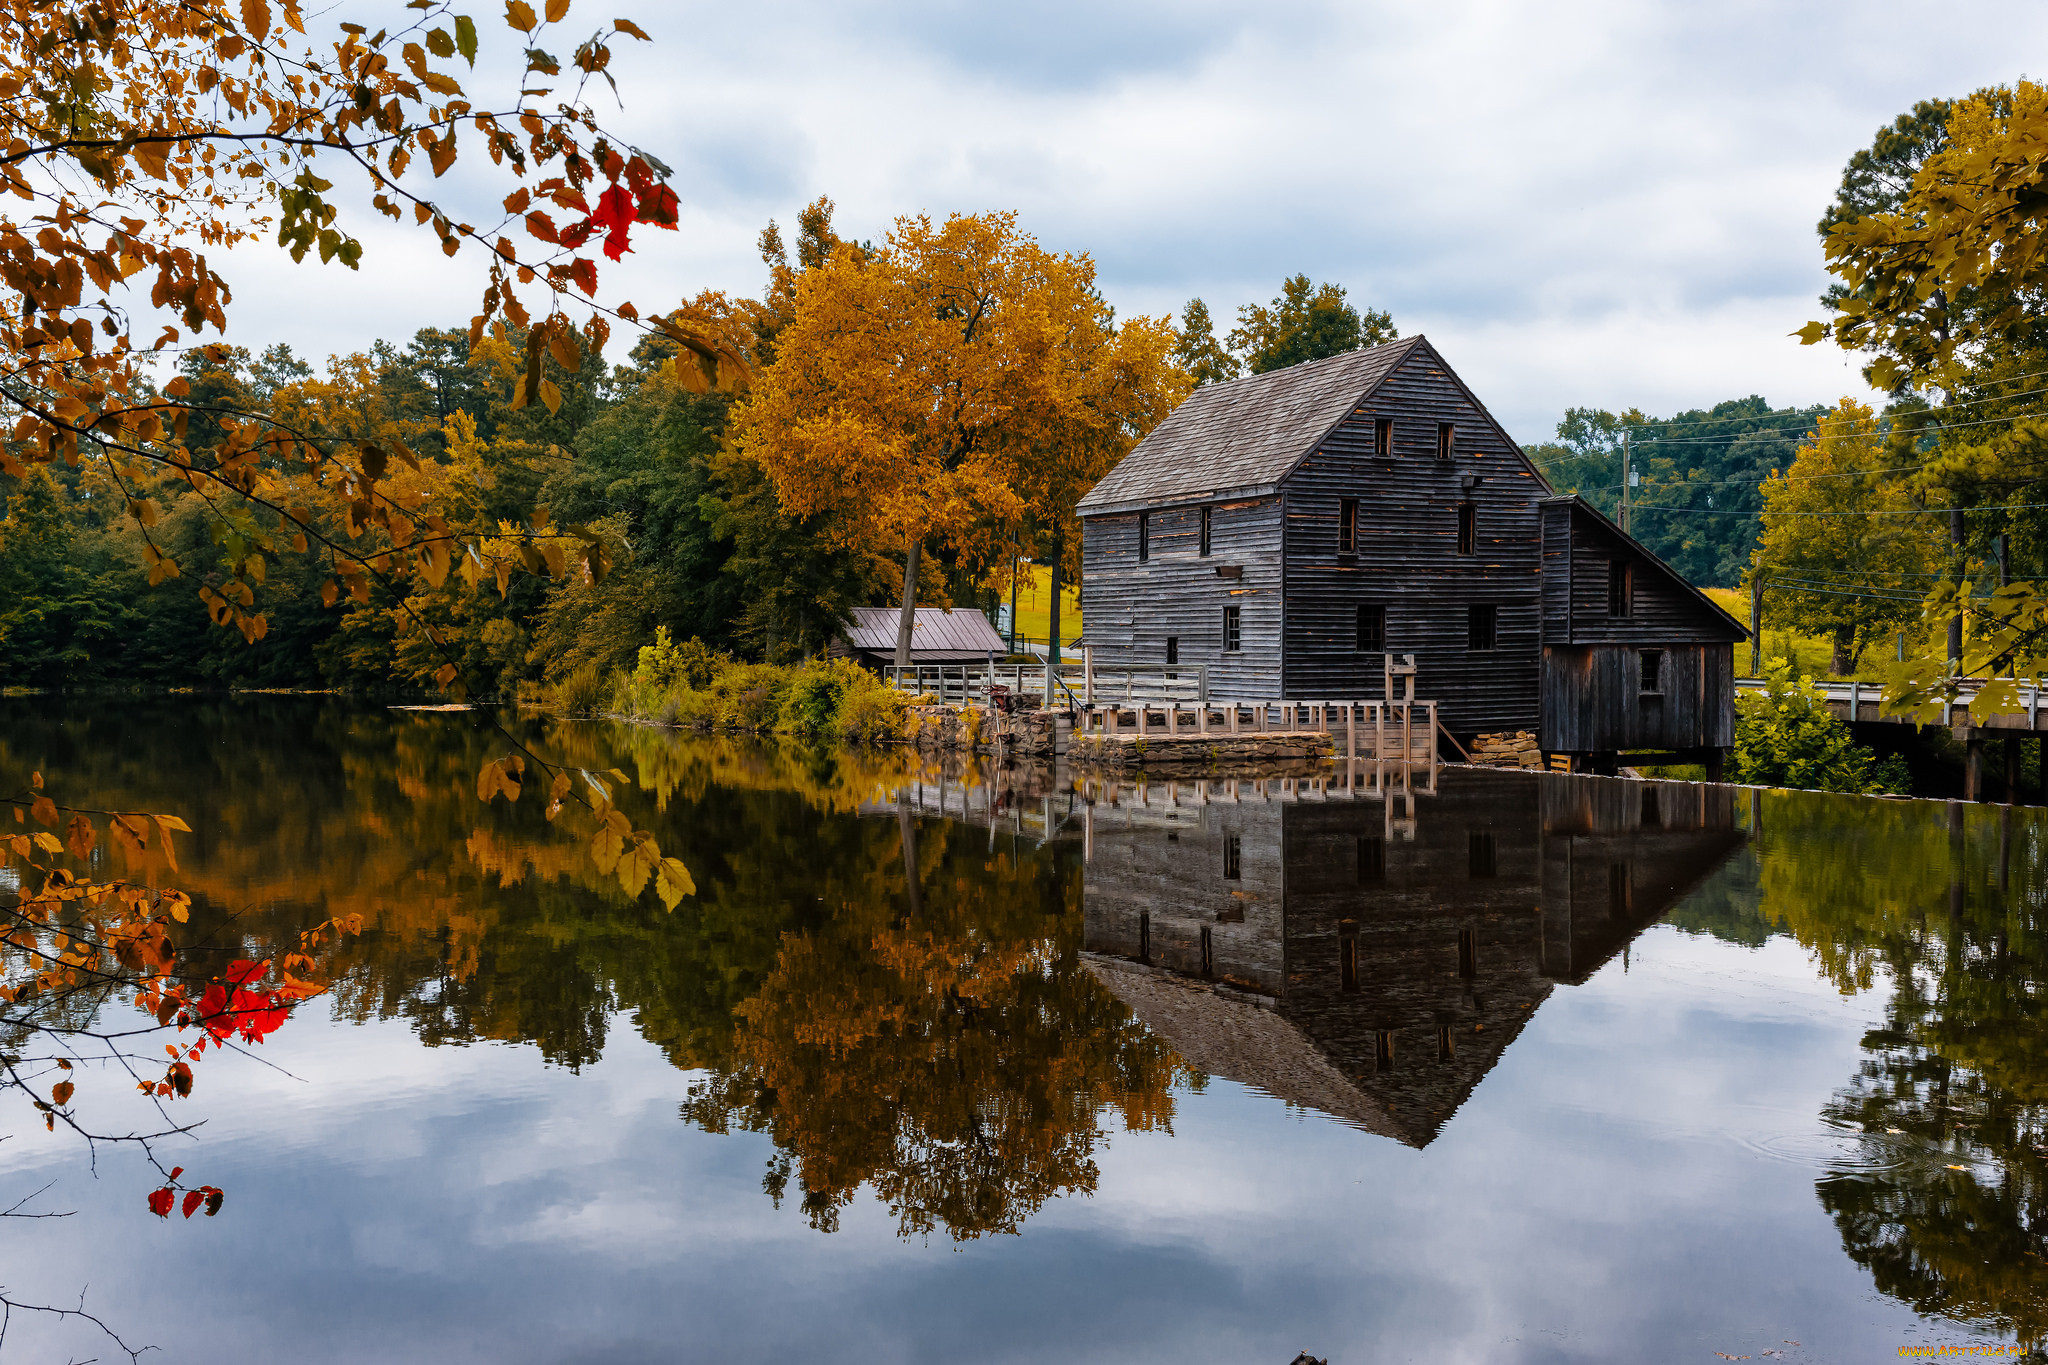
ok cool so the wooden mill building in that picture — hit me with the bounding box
[1074,336,1748,770]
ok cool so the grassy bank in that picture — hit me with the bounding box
[551,629,914,742]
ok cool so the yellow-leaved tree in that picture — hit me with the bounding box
[736,211,1189,668]
[1749,398,1941,674]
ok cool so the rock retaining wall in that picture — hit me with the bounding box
[904,704,1066,757]
[1067,731,1333,771]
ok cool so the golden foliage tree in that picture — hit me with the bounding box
[737,211,1188,667]
[1751,398,1940,674]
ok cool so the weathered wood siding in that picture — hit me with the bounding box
[1541,499,1746,648]
[1541,642,1735,751]
[1079,495,1284,699]
[1279,347,1545,734]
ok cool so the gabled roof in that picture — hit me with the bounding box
[1544,495,1751,641]
[839,606,1006,656]
[1076,336,1429,515]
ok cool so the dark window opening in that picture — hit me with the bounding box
[1437,422,1455,460]
[1138,512,1150,563]
[1641,785,1662,828]
[1222,604,1241,653]
[1437,1026,1455,1062]
[1200,925,1214,979]
[1165,636,1179,666]
[1356,835,1384,883]
[1375,417,1393,456]
[1199,505,1212,557]
[1457,502,1476,556]
[1468,603,1497,652]
[1139,912,1151,962]
[1339,498,1357,555]
[1639,648,1663,694]
[1608,560,1632,617]
[1457,928,1477,979]
[1223,834,1242,881]
[1468,831,1497,878]
[1375,1030,1395,1072]
[1340,919,1358,993]
[1356,604,1385,653]
[1609,862,1633,917]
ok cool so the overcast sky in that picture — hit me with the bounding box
[208,0,2048,440]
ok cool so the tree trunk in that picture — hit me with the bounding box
[1831,625,1857,677]
[898,803,922,920]
[895,539,922,671]
[1047,548,1063,671]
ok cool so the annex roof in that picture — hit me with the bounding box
[1076,336,1428,516]
[1543,495,1751,642]
[839,606,1007,657]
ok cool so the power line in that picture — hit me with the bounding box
[1583,366,2048,437]
[1633,498,2048,517]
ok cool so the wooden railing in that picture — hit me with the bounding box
[1078,699,1439,762]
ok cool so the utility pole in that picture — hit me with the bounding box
[1620,428,1632,535]
[1008,544,1022,655]
[1749,574,1763,677]
[1950,507,1966,671]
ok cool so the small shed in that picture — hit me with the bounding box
[830,606,1007,669]
[1538,496,1749,772]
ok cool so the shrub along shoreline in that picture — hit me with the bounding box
[554,628,914,743]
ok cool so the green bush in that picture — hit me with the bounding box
[590,636,910,743]
[1730,658,1908,794]
[550,660,609,717]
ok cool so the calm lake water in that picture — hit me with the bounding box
[2,696,2043,1363]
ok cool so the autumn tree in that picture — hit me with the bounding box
[1172,298,1238,385]
[738,211,1185,669]
[1751,398,1940,674]
[0,0,726,1238]
[1228,274,1396,375]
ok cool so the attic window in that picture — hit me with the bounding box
[1374,417,1393,456]
[1223,834,1242,881]
[1339,498,1358,555]
[1457,502,1476,556]
[1437,423,1455,459]
[1608,560,1633,617]
[1199,505,1212,556]
[1165,636,1179,667]
[1138,512,1150,562]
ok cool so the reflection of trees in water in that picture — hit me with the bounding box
[680,817,1185,1240]
[1756,790,2048,1344]
[0,699,1181,1240]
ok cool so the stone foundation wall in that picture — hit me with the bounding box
[1466,730,1543,769]
[1067,731,1333,771]
[904,704,1065,757]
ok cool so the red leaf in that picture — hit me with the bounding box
[559,220,595,250]
[203,1187,224,1216]
[591,184,635,261]
[524,210,560,244]
[169,1166,183,1180]
[225,958,267,986]
[569,257,598,295]
[181,1189,204,1218]
[633,183,678,229]
[147,1187,175,1217]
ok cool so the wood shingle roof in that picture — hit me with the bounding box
[1075,335,1427,516]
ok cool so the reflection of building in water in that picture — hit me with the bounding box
[1081,769,1745,1146]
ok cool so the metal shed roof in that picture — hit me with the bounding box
[840,606,1007,657]
[1076,336,1427,515]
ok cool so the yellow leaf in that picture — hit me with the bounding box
[654,856,695,910]
[30,795,56,827]
[545,0,571,19]
[590,821,624,873]
[613,17,650,39]
[240,0,271,37]
[64,815,95,860]
[505,0,538,30]
[153,816,180,872]
[153,814,193,834]
[30,832,62,854]
[538,378,563,415]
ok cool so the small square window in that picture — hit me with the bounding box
[1457,503,1476,556]
[1608,560,1632,617]
[1375,417,1393,456]
[1356,604,1385,652]
[1639,648,1663,694]
[1137,512,1150,563]
[1222,604,1241,653]
[1339,498,1357,555]
[1199,505,1212,557]
[1165,636,1179,666]
[1223,834,1242,881]
[1437,422,1455,459]
[1468,603,1497,651]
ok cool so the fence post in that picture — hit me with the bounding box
[1084,647,1095,704]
